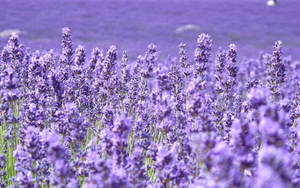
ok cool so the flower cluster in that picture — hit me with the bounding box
[0,28,299,187]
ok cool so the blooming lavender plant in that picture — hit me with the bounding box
[0,28,299,188]
[41,129,79,187]
[14,126,49,187]
[266,40,286,102]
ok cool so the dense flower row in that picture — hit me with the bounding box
[0,28,299,188]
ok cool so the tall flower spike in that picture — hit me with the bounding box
[89,47,101,71]
[223,43,239,111]
[1,46,10,65]
[64,102,89,151]
[214,48,227,100]
[14,126,49,187]
[121,51,129,110]
[0,33,24,71]
[101,45,117,81]
[194,33,212,78]
[0,154,6,187]
[178,43,189,77]
[74,45,86,66]
[143,43,157,78]
[267,40,286,101]
[41,129,79,187]
[8,33,24,63]
[112,115,132,166]
[60,27,73,65]
[227,43,238,78]
[121,51,128,74]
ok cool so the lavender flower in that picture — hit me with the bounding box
[41,129,79,187]
[194,33,212,79]
[0,154,6,187]
[14,126,49,187]
[266,40,286,101]
[60,27,73,65]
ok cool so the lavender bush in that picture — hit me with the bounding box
[0,27,299,188]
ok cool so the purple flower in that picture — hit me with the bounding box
[194,33,212,79]
[41,129,79,187]
[256,146,294,188]
[60,27,73,65]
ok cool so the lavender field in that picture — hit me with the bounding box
[0,0,300,188]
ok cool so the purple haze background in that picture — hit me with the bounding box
[1,0,300,60]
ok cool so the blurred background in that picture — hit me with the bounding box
[0,0,299,60]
